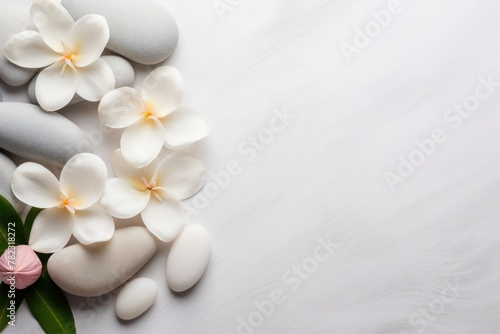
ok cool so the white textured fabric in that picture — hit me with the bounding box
[2,0,500,333]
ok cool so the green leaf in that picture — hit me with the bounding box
[0,283,25,332]
[0,195,28,254]
[24,207,43,239]
[25,272,76,334]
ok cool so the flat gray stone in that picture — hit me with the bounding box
[0,151,25,213]
[48,227,158,297]
[0,103,92,167]
[62,0,179,65]
[28,55,135,106]
[0,3,38,86]
[0,91,2,102]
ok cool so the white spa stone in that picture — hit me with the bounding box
[0,151,25,213]
[0,3,38,86]
[48,227,158,297]
[115,278,158,320]
[166,225,210,292]
[0,103,92,167]
[28,56,135,106]
[62,0,179,65]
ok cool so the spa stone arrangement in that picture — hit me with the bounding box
[0,0,211,331]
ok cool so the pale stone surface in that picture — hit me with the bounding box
[166,225,210,292]
[48,227,158,297]
[0,103,92,167]
[0,3,37,86]
[115,278,158,320]
[62,0,179,65]
[28,56,135,106]
[0,151,25,213]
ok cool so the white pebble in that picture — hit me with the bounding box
[166,225,211,292]
[115,278,158,320]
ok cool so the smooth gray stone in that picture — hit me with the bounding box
[0,91,2,102]
[0,3,38,86]
[0,103,92,167]
[62,0,179,65]
[28,55,135,106]
[48,227,158,297]
[0,151,25,213]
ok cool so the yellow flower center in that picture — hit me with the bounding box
[64,53,76,61]
[58,194,76,214]
[59,42,78,73]
[143,101,156,119]
[141,177,163,201]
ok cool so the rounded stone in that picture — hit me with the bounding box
[48,227,158,297]
[0,102,92,167]
[115,278,157,320]
[62,0,179,65]
[166,225,211,292]
[0,3,38,86]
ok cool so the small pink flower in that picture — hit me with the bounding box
[0,245,42,289]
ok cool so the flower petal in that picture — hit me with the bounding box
[141,66,183,117]
[4,31,59,68]
[60,153,107,210]
[110,149,159,186]
[98,87,145,129]
[11,162,60,208]
[141,196,186,242]
[121,118,165,168]
[36,61,78,111]
[68,15,110,68]
[101,178,150,219]
[72,205,115,245]
[29,207,73,254]
[162,107,209,150]
[30,0,74,53]
[76,58,115,101]
[154,152,206,200]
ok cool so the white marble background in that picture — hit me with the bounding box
[2,0,500,333]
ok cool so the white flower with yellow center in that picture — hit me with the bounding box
[98,66,209,168]
[101,149,206,242]
[11,153,114,254]
[4,0,115,111]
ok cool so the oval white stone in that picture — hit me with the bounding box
[48,227,158,297]
[166,225,211,292]
[0,103,92,166]
[115,278,157,320]
[0,152,25,213]
[0,3,37,86]
[27,55,135,106]
[62,0,179,65]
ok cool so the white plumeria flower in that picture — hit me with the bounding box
[101,149,206,242]
[4,0,115,111]
[98,66,209,168]
[11,153,114,254]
